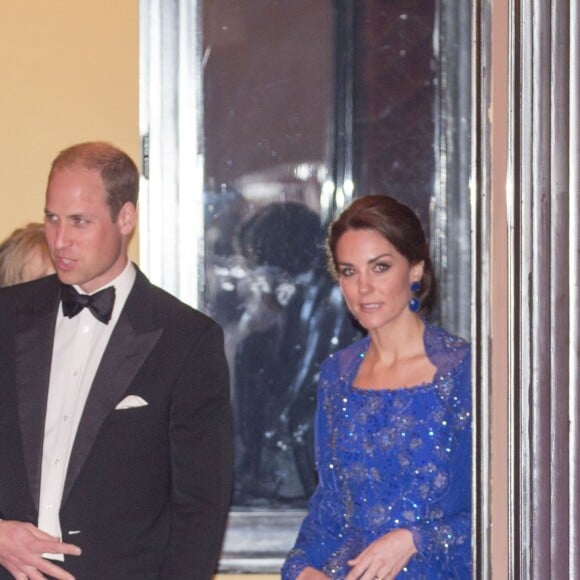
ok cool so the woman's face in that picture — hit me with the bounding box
[335,228,423,332]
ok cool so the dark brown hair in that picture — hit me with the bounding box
[326,194,436,315]
[48,142,139,220]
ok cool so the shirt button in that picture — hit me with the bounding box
[63,415,69,422]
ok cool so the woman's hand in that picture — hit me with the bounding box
[345,528,417,580]
[297,565,331,579]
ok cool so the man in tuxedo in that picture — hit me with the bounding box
[0,142,234,579]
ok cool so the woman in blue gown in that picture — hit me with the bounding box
[282,195,471,579]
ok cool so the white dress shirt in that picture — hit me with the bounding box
[38,261,136,558]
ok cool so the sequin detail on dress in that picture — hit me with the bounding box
[282,324,471,579]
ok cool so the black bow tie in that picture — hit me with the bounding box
[61,285,116,324]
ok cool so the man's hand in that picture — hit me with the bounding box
[0,521,81,579]
[345,528,417,580]
[297,566,331,580]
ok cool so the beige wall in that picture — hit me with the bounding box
[0,0,140,261]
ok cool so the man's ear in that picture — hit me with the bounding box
[118,202,137,235]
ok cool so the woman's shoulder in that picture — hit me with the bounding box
[425,322,470,346]
[424,323,471,375]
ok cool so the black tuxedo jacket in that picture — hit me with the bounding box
[0,269,233,579]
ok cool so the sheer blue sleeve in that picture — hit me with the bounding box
[409,349,471,575]
[282,359,341,579]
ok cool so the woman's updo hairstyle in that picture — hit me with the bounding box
[325,194,436,316]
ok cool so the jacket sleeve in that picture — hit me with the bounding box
[161,322,234,580]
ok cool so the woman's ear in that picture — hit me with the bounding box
[412,260,425,283]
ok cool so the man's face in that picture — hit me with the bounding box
[44,165,135,294]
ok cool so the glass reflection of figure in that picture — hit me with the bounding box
[232,202,360,506]
[204,187,250,378]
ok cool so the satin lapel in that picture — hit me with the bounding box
[61,311,162,503]
[15,286,60,511]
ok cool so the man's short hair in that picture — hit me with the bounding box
[49,142,139,220]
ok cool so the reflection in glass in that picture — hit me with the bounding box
[140,0,472,571]
[202,0,363,512]
[201,0,472,516]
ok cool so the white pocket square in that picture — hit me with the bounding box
[115,395,149,410]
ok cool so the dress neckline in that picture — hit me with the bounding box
[348,324,439,393]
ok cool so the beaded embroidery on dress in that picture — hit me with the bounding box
[282,324,471,579]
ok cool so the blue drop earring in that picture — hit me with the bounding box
[409,281,421,312]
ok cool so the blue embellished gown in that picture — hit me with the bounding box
[282,324,471,579]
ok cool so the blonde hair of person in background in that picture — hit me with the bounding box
[0,222,55,287]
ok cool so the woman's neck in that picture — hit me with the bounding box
[366,314,426,365]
